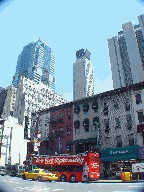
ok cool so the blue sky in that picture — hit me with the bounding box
[0,0,144,102]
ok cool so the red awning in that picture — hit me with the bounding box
[137,124,144,133]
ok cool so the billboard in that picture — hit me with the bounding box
[34,138,38,152]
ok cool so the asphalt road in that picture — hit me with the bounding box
[0,175,144,192]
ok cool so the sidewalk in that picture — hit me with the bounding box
[90,179,144,183]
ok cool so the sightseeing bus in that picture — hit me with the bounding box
[23,152,100,182]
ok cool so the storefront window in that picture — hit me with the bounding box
[138,111,144,124]
[128,134,134,146]
[115,118,121,129]
[126,114,132,130]
[116,136,122,147]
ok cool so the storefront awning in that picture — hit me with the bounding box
[71,138,97,145]
[71,139,85,145]
[137,124,144,133]
[101,145,138,162]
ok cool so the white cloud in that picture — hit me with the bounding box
[94,74,114,95]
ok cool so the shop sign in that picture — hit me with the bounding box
[101,145,138,162]
[138,147,144,159]
[110,150,128,155]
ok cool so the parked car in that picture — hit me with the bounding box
[6,164,25,177]
[21,169,58,182]
[0,166,6,176]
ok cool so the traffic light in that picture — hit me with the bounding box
[98,140,102,146]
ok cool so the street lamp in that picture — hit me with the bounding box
[37,131,41,156]
[94,122,99,148]
[3,135,9,166]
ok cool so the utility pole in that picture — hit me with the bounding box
[8,127,12,164]
[96,122,99,148]
[3,135,9,166]
[19,149,20,164]
[94,122,99,148]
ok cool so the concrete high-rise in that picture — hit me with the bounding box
[107,14,144,89]
[73,48,94,101]
[12,38,55,91]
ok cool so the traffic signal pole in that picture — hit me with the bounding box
[96,122,99,148]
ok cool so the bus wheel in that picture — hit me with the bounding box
[69,175,76,183]
[60,174,66,182]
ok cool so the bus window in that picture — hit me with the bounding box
[52,166,58,171]
[91,156,99,162]
[56,165,83,172]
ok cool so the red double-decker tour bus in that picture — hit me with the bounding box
[24,152,100,182]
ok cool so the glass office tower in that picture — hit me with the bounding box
[12,38,55,91]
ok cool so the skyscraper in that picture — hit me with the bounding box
[107,14,144,89]
[73,48,94,101]
[12,38,55,91]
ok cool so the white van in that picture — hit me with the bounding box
[6,164,25,177]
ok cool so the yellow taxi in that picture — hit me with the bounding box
[21,169,58,182]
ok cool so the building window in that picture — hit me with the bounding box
[93,117,99,131]
[66,142,71,152]
[92,101,98,112]
[117,136,122,147]
[103,102,108,116]
[52,115,56,122]
[83,103,89,112]
[125,100,130,111]
[59,113,64,121]
[105,137,111,148]
[74,105,80,114]
[67,126,71,135]
[83,118,89,132]
[114,100,119,109]
[74,120,80,129]
[10,111,13,117]
[138,111,144,124]
[67,111,71,119]
[128,134,134,146]
[104,119,109,133]
[59,127,64,137]
[115,118,121,129]
[126,114,132,130]
[135,94,142,105]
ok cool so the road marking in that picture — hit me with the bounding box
[129,186,142,187]
[43,188,51,190]
[51,190,64,191]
